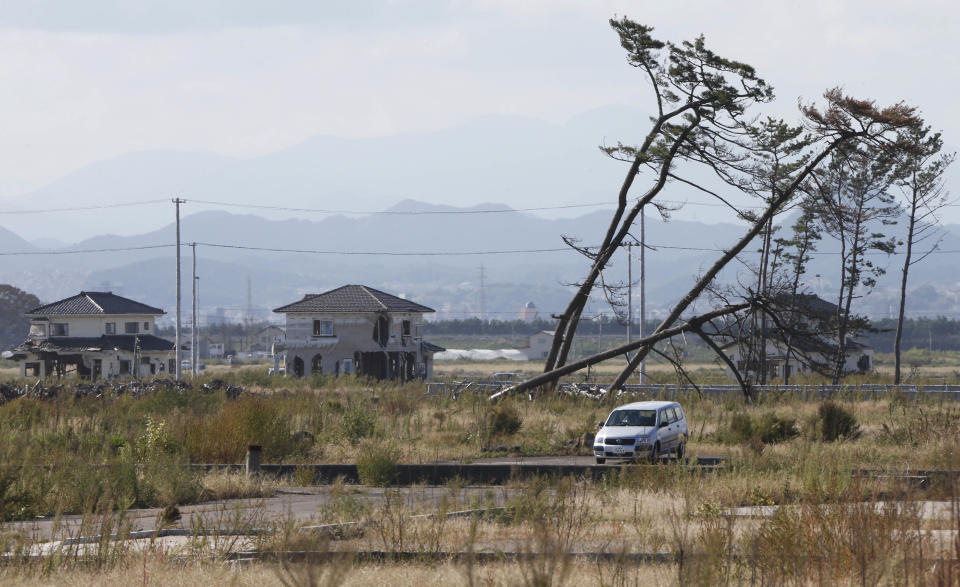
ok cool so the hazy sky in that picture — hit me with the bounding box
[1,0,957,217]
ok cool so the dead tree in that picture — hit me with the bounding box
[492,301,752,402]
[519,85,921,398]
[605,91,918,390]
[542,20,773,379]
[537,20,922,398]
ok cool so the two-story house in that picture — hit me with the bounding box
[10,291,176,379]
[273,285,444,380]
[721,293,874,381]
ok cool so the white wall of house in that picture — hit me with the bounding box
[33,314,159,338]
[724,340,874,381]
[525,330,554,360]
[282,311,429,377]
[19,349,175,379]
[20,312,169,380]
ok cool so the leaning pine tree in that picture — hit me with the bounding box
[512,17,922,401]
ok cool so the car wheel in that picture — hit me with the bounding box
[595,457,606,465]
[676,442,686,462]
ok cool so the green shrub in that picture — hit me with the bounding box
[756,413,800,444]
[818,401,859,441]
[488,404,523,438]
[716,412,798,445]
[183,397,295,463]
[341,404,376,442]
[356,442,401,487]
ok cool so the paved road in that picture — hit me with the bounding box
[6,455,724,542]
[6,486,515,542]
[443,455,724,466]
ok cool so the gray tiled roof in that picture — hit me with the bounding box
[26,292,164,316]
[274,285,434,314]
[15,334,176,353]
[421,341,446,354]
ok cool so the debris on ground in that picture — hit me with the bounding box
[0,377,251,406]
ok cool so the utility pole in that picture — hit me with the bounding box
[174,197,184,382]
[478,265,486,323]
[627,242,632,345]
[639,208,646,384]
[192,242,198,377]
[196,276,201,370]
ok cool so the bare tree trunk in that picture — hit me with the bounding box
[894,192,918,384]
[545,114,701,376]
[834,208,863,384]
[491,302,751,401]
[609,139,843,391]
[758,217,774,384]
[697,329,753,401]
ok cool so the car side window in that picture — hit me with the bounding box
[675,407,684,422]
[667,408,678,423]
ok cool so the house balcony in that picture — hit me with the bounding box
[282,336,340,350]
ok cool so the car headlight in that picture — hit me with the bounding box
[595,437,604,444]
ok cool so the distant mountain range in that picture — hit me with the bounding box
[1,105,958,323]
[2,201,960,324]
[0,105,657,243]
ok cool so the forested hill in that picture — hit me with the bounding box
[862,317,960,353]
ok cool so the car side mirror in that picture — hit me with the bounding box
[596,421,604,429]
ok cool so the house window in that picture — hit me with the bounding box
[125,322,139,334]
[143,322,150,331]
[29,323,46,338]
[414,324,422,340]
[105,322,116,334]
[402,320,411,337]
[50,323,68,336]
[313,319,334,337]
[119,360,131,375]
[341,358,354,375]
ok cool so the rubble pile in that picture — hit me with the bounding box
[0,377,250,406]
[557,382,607,400]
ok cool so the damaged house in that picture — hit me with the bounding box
[9,291,176,379]
[273,285,444,380]
[721,294,874,382]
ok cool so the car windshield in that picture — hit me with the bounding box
[605,409,656,427]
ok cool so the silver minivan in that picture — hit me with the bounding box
[593,400,688,464]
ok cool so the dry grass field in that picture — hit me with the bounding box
[5,358,960,584]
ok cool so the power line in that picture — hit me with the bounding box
[3,195,960,218]
[0,199,168,215]
[0,244,174,256]
[193,242,572,256]
[7,240,960,258]
[0,196,798,217]
[188,199,615,215]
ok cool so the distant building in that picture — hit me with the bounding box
[524,330,555,360]
[9,291,176,379]
[520,301,539,323]
[720,294,874,381]
[251,325,285,353]
[273,285,445,380]
[208,342,225,359]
